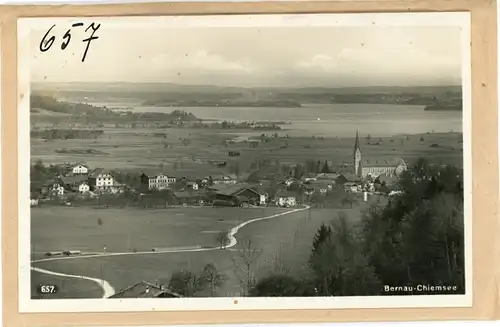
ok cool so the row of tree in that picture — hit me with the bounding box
[31,128,105,140]
[250,158,465,296]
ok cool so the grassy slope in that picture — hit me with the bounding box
[31,270,103,299]
[31,202,370,298]
[31,206,289,254]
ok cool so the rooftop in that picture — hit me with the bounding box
[60,175,89,185]
[89,168,112,178]
[208,183,262,196]
[340,173,362,182]
[363,158,406,167]
[108,281,182,299]
[277,191,297,198]
[316,173,341,180]
[377,174,399,185]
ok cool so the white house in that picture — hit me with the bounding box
[211,175,237,185]
[276,192,297,208]
[72,164,89,175]
[186,181,199,191]
[50,183,64,197]
[148,174,176,190]
[78,182,90,193]
[89,168,114,189]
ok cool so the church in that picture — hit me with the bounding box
[353,130,408,178]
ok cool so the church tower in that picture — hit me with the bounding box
[353,129,362,176]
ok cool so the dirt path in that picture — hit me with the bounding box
[31,205,310,298]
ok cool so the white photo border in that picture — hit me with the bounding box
[18,12,473,313]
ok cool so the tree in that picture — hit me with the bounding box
[201,264,225,297]
[215,231,230,249]
[308,214,381,296]
[294,164,305,179]
[249,274,315,297]
[311,223,332,255]
[247,171,261,184]
[360,159,464,292]
[229,163,241,176]
[168,269,205,297]
[321,161,330,173]
[231,239,263,296]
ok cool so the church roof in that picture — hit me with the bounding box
[363,158,405,168]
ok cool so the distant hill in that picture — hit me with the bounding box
[32,82,461,95]
[31,82,462,108]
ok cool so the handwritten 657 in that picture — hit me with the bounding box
[39,22,101,62]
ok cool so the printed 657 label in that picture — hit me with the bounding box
[37,284,59,295]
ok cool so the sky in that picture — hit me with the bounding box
[25,15,465,88]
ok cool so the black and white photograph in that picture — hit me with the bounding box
[18,12,472,312]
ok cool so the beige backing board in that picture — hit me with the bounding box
[1,0,499,326]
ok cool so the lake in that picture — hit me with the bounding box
[79,100,463,138]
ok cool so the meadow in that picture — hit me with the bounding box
[30,124,464,177]
[31,204,368,298]
[31,270,103,299]
[31,206,290,254]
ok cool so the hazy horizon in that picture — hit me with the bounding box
[26,15,465,88]
[31,81,463,89]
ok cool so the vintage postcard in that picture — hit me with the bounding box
[7,2,497,321]
[17,11,474,314]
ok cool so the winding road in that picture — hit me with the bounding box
[31,205,310,298]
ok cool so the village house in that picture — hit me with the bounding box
[59,175,90,193]
[50,183,65,197]
[210,175,237,185]
[304,180,333,195]
[343,182,361,193]
[139,172,176,191]
[338,173,362,185]
[88,168,114,190]
[108,281,181,299]
[78,182,90,193]
[276,191,297,208]
[186,181,199,191]
[353,129,408,178]
[173,191,207,206]
[144,173,176,190]
[315,173,341,183]
[208,184,263,206]
[71,163,89,175]
[376,174,399,187]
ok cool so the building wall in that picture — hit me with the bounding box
[79,183,90,193]
[72,165,88,174]
[148,175,176,190]
[362,166,395,178]
[277,196,296,207]
[213,179,236,185]
[95,174,114,188]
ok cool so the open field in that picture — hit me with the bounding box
[30,126,463,175]
[31,206,290,254]
[31,270,103,299]
[31,204,368,297]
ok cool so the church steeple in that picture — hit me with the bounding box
[354,129,360,152]
[353,129,362,176]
